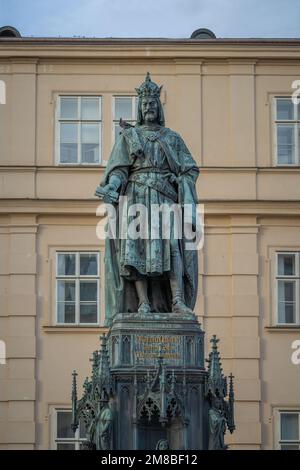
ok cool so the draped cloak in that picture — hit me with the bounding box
[100,125,200,325]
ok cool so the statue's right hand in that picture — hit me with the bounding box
[94,185,103,198]
[95,183,119,203]
[105,183,118,193]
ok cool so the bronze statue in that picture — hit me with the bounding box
[96,393,113,450]
[208,396,228,450]
[71,76,236,451]
[156,438,170,450]
[95,73,200,324]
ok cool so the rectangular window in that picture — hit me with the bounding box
[54,409,86,450]
[274,97,300,165]
[57,96,102,164]
[276,252,300,325]
[56,252,100,325]
[112,96,138,143]
[278,411,300,450]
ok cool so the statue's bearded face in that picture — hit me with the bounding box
[158,440,169,450]
[141,97,159,124]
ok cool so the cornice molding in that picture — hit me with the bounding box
[1,200,300,216]
[1,40,300,60]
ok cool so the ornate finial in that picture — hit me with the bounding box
[71,370,78,433]
[96,334,111,397]
[91,350,99,381]
[227,373,235,433]
[210,335,219,349]
[72,370,78,398]
[206,335,226,398]
[98,335,109,372]
[100,333,107,346]
[83,377,89,392]
[135,72,163,99]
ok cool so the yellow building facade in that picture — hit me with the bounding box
[1,33,300,450]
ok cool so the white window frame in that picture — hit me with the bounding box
[275,252,300,326]
[275,409,300,450]
[55,95,102,165]
[51,408,87,450]
[55,251,100,326]
[112,95,138,144]
[273,96,300,166]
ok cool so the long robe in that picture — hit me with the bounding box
[100,125,199,325]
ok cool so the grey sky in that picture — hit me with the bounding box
[0,0,299,39]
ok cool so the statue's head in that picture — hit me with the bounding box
[136,72,165,127]
[100,389,109,406]
[212,394,223,411]
[156,439,169,450]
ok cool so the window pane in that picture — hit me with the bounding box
[81,123,100,164]
[57,411,74,439]
[57,280,75,302]
[57,303,75,323]
[285,304,295,323]
[278,302,295,324]
[281,444,299,450]
[82,123,99,143]
[60,143,78,164]
[57,443,76,450]
[80,253,98,275]
[80,281,97,301]
[57,253,76,276]
[81,97,100,120]
[80,303,97,323]
[60,97,78,119]
[281,413,299,440]
[278,254,295,276]
[115,97,132,120]
[60,123,78,163]
[82,143,99,163]
[278,281,295,302]
[277,124,295,164]
[277,99,294,120]
[61,123,78,142]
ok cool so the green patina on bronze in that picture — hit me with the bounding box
[95,72,200,324]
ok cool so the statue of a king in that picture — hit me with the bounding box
[95,73,200,325]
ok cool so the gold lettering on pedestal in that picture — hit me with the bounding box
[135,335,181,361]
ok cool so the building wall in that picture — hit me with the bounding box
[0,40,300,449]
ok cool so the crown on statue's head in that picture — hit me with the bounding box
[135,72,162,99]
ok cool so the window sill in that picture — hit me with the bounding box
[265,326,300,332]
[43,325,108,334]
[45,165,106,171]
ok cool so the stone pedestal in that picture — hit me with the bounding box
[71,312,235,451]
[107,313,207,450]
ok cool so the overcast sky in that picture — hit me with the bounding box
[0,0,299,39]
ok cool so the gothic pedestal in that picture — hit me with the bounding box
[71,312,235,451]
[107,312,208,450]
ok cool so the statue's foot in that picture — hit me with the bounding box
[172,299,193,316]
[138,301,151,315]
